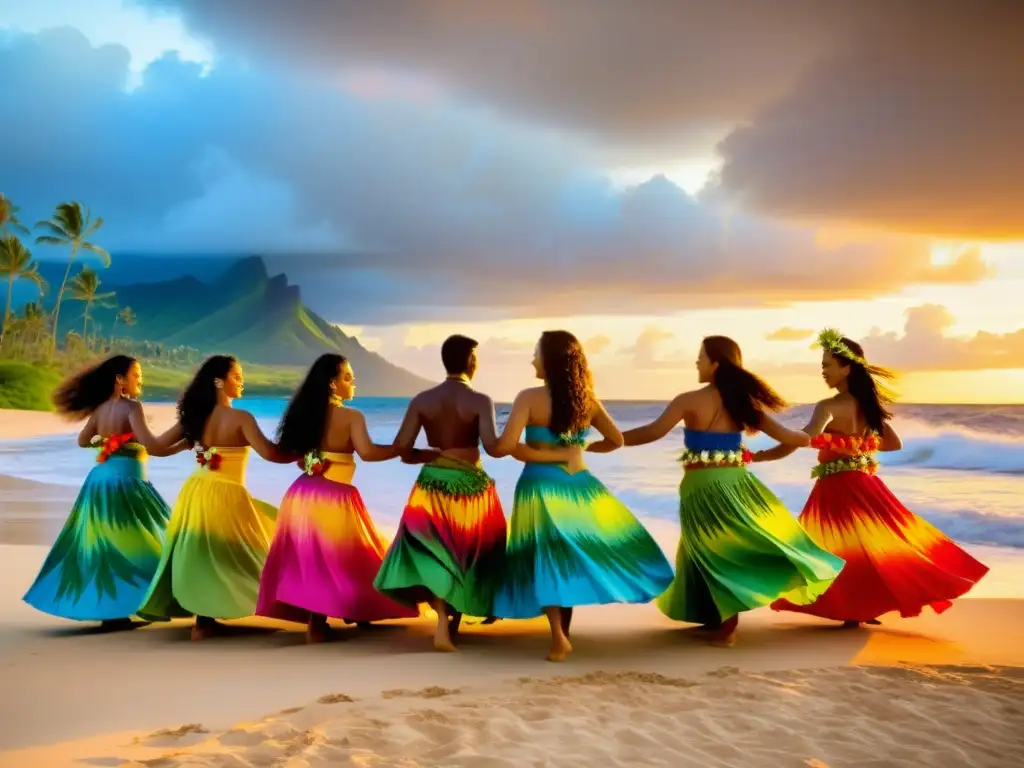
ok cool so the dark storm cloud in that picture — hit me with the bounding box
[1,27,987,325]
[141,0,1024,238]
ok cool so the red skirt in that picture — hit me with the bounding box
[772,468,988,622]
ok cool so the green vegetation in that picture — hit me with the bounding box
[0,360,62,410]
[1,193,430,412]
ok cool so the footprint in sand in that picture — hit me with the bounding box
[317,692,355,704]
[381,685,460,699]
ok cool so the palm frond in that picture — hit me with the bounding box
[80,242,111,266]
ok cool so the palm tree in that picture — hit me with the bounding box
[13,301,49,350]
[34,202,109,348]
[110,305,136,343]
[0,234,47,350]
[68,267,116,342]
[0,194,30,236]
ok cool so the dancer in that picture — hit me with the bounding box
[137,355,293,639]
[493,330,675,662]
[23,355,185,629]
[591,336,844,647]
[761,329,988,626]
[256,354,418,642]
[374,334,573,652]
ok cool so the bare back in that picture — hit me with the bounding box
[412,379,490,462]
[820,393,868,436]
[91,399,136,437]
[321,404,357,453]
[200,405,257,447]
[680,386,741,433]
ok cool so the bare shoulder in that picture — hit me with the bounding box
[469,390,495,408]
[517,386,546,402]
[337,405,365,425]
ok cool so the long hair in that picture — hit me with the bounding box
[177,355,236,446]
[52,354,137,420]
[539,330,593,437]
[276,354,345,456]
[832,337,896,434]
[703,336,787,432]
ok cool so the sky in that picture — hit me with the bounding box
[2,0,1023,402]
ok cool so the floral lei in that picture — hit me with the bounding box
[298,451,332,476]
[195,445,222,471]
[814,328,867,366]
[90,432,134,463]
[679,447,753,469]
[810,432,880,479]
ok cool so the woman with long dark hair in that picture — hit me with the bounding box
[23,355,186,629]
[137,355,293,639]
[256,354,418,642]
[492,330,674,662]
[760,329,988,625]
[590,336,844,646]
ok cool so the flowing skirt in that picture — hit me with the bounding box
[23,454,170,621]
[256,474,418,623]
[494,463,674,619]
[771,470,988,621]
[374,457,507,617]
[138,471,278,620]
[659,467,845,625]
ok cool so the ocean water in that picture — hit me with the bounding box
[2,399,1023,551]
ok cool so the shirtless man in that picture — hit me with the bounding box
[373,334,572,651]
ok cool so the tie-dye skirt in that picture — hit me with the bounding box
[373,456,507,617]
[256,472,418,623]
[493,463,674,619]
[138,469,278,620]
[658,466,845,625]
[23,447,170,621]
[771,465,988,621]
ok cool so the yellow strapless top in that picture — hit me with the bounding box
[197,445,250,485]
[320,450,356,485]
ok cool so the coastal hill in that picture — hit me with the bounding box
[25,255,431,397]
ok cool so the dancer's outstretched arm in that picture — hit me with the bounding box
[241,412,294,463]
[753,402,829,463]
[589,393,685,453]
[582,398,624,453]
[349,409,398,462]
[127,401,187,456]
[479,393,576,463]
[392,395,439,464]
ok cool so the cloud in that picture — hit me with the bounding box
[716,3,1024,239]
[622,326,689,370]
[862,305,1024,372]
[583,334,612,356]
[0,27,989,326]
[142,1,1024,238]
[766,327,816,342]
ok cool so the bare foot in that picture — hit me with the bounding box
[842,620,861,629]
[306,621,335,644]
[709,615,738,647]
[433,618,458,653]
[190,619,223,641]
[546,635,573,662]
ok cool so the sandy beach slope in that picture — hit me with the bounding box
[1,407,1022,766]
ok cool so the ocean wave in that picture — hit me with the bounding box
[882,418,1024,474]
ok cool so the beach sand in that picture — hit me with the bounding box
[1,410,1022,766]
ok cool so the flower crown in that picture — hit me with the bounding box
[814,328,867,366]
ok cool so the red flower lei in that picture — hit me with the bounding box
[810,433,880,453]
[94,432,134,463]
[298,452,332,476]
[195,446,223,471]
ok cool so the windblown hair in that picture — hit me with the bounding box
[52,355,137,420]
[177,355,237,446]
[830,337,896,434]
[276,354,346,456]
[703,336,787,432]
[539,330,593,437]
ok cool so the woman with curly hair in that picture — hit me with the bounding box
[137,355,293,640]
[256,354,418,642]
[492,330,674,662]
[760,330,988,626]
[23,355,186,629]
[590,336,843,647]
